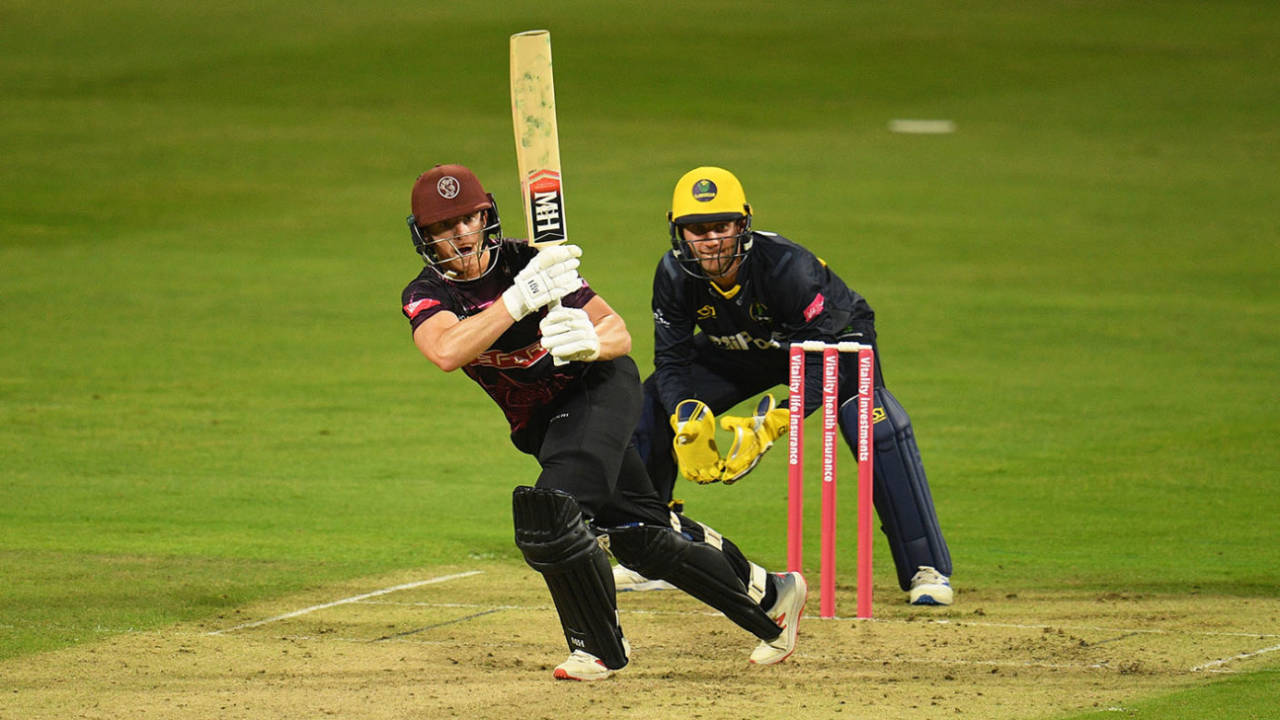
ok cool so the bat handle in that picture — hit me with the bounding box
[550,298,568,366]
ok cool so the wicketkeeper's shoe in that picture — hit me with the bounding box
[552,636,629,682]
[908,565,953,606]
[749,571,807,665]
[613,564,675,592]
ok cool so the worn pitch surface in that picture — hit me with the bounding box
[4,563,1277,719]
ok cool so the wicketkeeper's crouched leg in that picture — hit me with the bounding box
[840,386,952,591]
[607,513,782,641]
[513,486,629,670]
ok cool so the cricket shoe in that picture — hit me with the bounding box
[553,639,630,682]
[613,564,675,592]
[749,571,807,665]
[908,565,953,606]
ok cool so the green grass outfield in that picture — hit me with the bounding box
[2,0,1277,716]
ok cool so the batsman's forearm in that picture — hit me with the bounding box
[413,302,515,372]
[591,313,631,360]
[580,295,630,361]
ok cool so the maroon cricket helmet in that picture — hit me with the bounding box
[406,164,504,278]
[410,164,493,228]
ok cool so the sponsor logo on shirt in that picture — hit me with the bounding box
[404,297,441,319]
[802,293,825,322]
[749,302,771,323]
[696,304,717,319]
[472,343,550,369]
[707,330,779,351]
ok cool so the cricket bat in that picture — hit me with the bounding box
[509,30,567,248]
[510,30,571,365]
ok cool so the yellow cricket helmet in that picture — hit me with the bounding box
[669,166,752,225]
[668,167,754,280]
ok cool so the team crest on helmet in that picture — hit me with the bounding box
[692,179,718,202]
[436,175,461,199]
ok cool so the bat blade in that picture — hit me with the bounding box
[509,29,567,248]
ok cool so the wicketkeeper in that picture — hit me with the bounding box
[623,167,954,606]
[400,164,807,681]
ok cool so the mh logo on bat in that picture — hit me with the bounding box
[528,169,564,242]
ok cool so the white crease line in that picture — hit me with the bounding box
[1190,642,1280,672]
[206,571,484,635]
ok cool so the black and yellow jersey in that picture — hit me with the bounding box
[650,231,874,415]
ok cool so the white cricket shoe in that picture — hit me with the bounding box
[613,564,675,592]
[908,565,953,606]
[553,649,616,681]
[749,571,807,665]
[553,637,628,682]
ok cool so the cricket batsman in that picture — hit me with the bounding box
[623,166,954,606]
[400,164,807,681]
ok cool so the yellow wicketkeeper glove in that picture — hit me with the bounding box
[719,394,790,484]
[670,399,725,484]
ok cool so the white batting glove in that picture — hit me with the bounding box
[539,306,601,363]
[501,244,584,321]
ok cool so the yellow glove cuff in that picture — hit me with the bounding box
[671,400,724,484]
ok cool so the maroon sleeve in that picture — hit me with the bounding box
[401,273,454,332]
[559,277,597,310]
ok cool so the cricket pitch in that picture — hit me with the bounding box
[3,561,1278,719]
